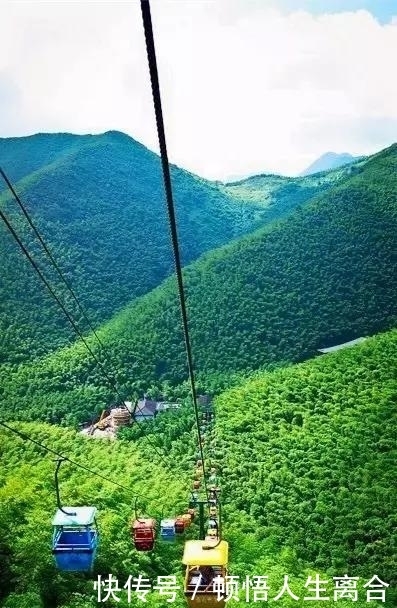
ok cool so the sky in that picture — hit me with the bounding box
[0,0,397,180]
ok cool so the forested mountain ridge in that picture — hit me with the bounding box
[1,327,396,607]
[1,143,396,425]
[0,132,98,190]
[0,131,267,364]
[219,156,366,217]
[0,131,372,367]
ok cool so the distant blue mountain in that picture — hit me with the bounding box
[301,152,360,176]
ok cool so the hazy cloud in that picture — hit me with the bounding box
[0,1,396,178]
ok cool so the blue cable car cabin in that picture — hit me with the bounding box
[160,518,176,542]
[52,506,98,571]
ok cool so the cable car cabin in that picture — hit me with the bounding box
[183,540,228,608]
[160,519,176,542]
[181,513,193,527]
[175,516,186,535]
[131,518,156,551]
[209,489,220,501]
[187,508,196,521]
[193,480,201,490]
[209,493,218,507]
[52,507,98,572]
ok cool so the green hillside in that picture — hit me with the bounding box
[0,131,265,364]
[0,422,189,608]
[0,133,96,189]
[216,327,397,597]
[219,158,366,224]
[1,327,396,607]
[2,143,395,424]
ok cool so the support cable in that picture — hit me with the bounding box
[140,0,209,504]
[0,206,125,401]
[0,178,170,464]
[0,166,107,353]
[0,419,148,499]
[0,418,185,515]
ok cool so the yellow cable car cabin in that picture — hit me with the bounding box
[183,540,228,608]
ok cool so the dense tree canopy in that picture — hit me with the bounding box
[1,328,396,607]
[0,131,267,364]
[1,143,396,424]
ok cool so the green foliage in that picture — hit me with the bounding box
[219,159,364,222]
[2,144,396,423]
[215,328,397,605]
[1,329,397,606]
[0,131,265,364]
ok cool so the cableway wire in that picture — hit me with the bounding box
[0,167,173,463]
[0,205,126,402]
[0,6,209,501]
[0,205,170,463]
[140,0,209,504]
[0,166,108,354]
[0,419,166,505]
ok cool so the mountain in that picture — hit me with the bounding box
[0,132,98,190]
[0,131,267,364]
[300,152,361,176]
[0,131,357,366]
[2,143,396,424]
[219,160,364,223]
[2,327,396,607]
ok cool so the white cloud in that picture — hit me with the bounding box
[0,0,396,178]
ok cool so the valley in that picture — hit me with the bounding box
[0,133,396,608]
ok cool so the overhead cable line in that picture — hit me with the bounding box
[0,419,147,499]
[0,418,190,520]
[0,171,172,464]
[0,205,126,402]
[140,0,209,503]
[0,166,107,354]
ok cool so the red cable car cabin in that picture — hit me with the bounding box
[131,518,156,551]
[175,516,186,534]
